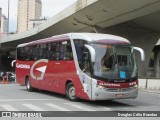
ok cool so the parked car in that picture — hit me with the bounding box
[0,72,16,82]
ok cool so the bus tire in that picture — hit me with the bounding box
[26,77,34,92]
[66,82,78,101]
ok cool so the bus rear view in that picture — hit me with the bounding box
[16,33,144,101]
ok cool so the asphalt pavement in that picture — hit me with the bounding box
[0,83,160,119]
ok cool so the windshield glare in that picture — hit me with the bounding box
[91,44,137,80]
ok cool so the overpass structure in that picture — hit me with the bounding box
[1,0,160,78]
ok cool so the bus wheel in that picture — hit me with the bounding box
[66,82,77,101]
[26,78,33,92]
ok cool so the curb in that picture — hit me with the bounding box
[139,89,160,94]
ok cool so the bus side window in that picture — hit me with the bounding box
[65,42,73,60]
[82,46,91,76]
[74,40,83,68]
[56,40,73,60]
[59,42,65,60]
[46,41,73,61]
[45,43,51,59]
[50,43,57,60]
[60,41,73,60]
[42,44,47,59]
[28,46,32,60]
[47,42,60,60]
[74,40,91,76]
[24,46,29,60]
[34,45,40,60]
[39,44,44,59]
[32,45,36,60]
[17,47,24,61]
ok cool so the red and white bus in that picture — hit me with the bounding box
[16,33,145,101]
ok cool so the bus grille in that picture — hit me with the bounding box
[106,87,135,92]
[106,88,119,92]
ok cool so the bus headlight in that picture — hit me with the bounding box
[129,81,138,88]
[96,85,106,90]
[133,84,138,88]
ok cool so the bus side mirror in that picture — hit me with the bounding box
[84,44,95,62]
[133,47,145,61]
[11,60,16,67]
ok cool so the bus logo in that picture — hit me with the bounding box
[16,63,30,69]
[30,59,48,80]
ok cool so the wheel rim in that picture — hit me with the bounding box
[68,86,75,99]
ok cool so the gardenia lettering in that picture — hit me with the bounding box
[16,63,30,69]
[99,82,120,87]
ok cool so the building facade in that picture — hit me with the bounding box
[17,0,42,33]
[0,8,8,37]
[29,17,47,29]
[1,15,8,34]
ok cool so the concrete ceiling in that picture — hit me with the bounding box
[131,10,160,33]
[1,0,160,51]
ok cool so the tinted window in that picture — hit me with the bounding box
[17,40,73,61]
[74,40,91,76]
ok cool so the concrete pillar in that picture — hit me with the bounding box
[155,50,160,78]
[102,25,160,78]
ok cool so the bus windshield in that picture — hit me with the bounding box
[91,44,137,80]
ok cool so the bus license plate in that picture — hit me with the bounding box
[116,94,124,98]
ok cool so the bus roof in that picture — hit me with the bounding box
[71,33,130,44]
[17,33,130,47]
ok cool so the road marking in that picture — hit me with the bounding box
[22,104,46,111]
[65,103,95,111]
[0,104,19,111]
[0,99,59,102]
[45,103,71,111]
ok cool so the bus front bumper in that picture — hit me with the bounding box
[91,85,138,100]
